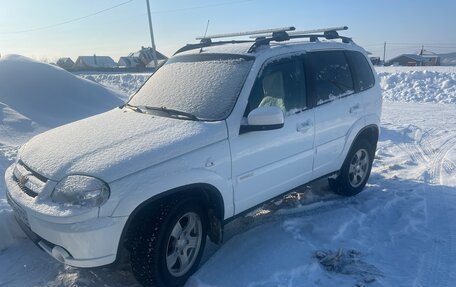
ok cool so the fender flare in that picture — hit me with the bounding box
[113,182,225,265]
[342,124,380,167]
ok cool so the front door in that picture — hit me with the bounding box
[230,55,315,214]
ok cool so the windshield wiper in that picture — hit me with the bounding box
[141,106,200,121]
[123,103,144,113]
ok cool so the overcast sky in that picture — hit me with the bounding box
[0,0,455,62]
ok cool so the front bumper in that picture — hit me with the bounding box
[5,165,128,268]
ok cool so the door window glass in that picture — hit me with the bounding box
[246,58,306,116]
[346,51,375,92]
[306,51,354,105]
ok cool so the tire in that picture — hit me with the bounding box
[329,138,374,196]
[129,198,207,287]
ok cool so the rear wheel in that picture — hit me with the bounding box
[129,198,207,287]
[329,139,374,196]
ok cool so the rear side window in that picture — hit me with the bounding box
[306,51,354,105]
[346,51,375,92]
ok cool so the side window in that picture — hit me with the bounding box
[306,51,354,105]
[245,57,306,116]
[346,51,375,92]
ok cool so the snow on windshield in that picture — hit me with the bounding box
[130,54,254,120]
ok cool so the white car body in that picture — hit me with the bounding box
[5,39,382,268]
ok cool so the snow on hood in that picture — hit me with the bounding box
[19,108,227,182]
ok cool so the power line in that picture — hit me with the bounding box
[0,0,256,35]
[0,0,134,35]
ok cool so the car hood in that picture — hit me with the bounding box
[19,108,228,182]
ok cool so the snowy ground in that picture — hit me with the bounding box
[1,64,456,286]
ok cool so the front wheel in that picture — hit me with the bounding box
[130,199,207,287]
[329,139,374,196]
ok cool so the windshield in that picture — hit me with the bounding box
[129,53,254,121]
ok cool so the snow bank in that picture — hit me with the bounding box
[78,66,456,106]
[0,204,25,251]
[377,67,456,104]
[78,73,151,99]
[0,144,25,252]
[0,55,125,252]
[0,55,124,127]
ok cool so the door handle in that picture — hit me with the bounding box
[349,103,361,113]
[297,121,312,133]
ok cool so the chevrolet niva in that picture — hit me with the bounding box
[5,26,382,287]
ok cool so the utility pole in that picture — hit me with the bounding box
[383,42,387,66]
[146,0,159,69]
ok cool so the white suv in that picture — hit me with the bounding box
[5,27,382,287]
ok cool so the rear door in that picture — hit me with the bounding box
[305,50,363,177]
[230,54,315,213]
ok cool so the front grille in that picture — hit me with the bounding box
[13,174,39,198]
[18,160,48,182]
[13,161,48,198]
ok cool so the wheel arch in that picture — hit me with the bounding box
[353,124,379,151]
[115,183,225,263]
[343,124,379,167]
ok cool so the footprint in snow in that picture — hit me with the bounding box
[315,248,382,286]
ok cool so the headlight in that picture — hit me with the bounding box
[51,175,110,207]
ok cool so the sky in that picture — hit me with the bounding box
[0,0,455,62]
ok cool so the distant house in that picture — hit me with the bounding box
[146,59,167,69]
[74,55,116,69]
[118,56,144,68]
[420,54,440,66]
[439,52,456,66]
[369,57,381,66]
[387,50,440,66]
[129,46,167,68]
[56,57,74,70]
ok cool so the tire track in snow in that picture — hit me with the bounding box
[416,131,456,287]
[389,123,456,286]
[429,136,456,185]
[418,190,456,287]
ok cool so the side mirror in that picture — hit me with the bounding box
[240,106,284,133]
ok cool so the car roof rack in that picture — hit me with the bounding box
[174,26,351,55]
[250,26,348,39]
[247,26,351,52]
[196,26,296,41]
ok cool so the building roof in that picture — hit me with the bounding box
[402,54,424,61]
[118,56,143,67]
[146,59,167,68]
[421,54,439,59]
[76,56,116,68]
[129,47,168,60]
[57,57,74,62]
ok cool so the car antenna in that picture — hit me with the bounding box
[199,20,210,53]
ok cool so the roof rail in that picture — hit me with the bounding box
[196,26,295,41]
[173,40,254,56]
[247,26,351,52]
[251,26,348,38]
